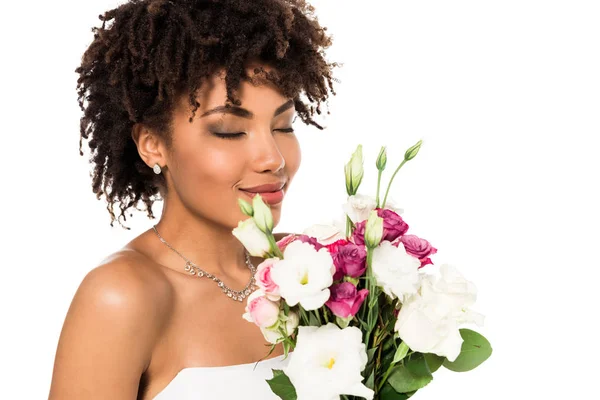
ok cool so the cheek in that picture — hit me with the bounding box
[281,136,302,177]
[175,142,244,193]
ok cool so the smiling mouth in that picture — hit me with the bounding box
[239,185,286,205]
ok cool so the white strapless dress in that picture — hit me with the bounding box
[152,354,290,399]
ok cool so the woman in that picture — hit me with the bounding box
[48,0,338,398]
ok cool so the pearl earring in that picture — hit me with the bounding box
[153,163,162,174]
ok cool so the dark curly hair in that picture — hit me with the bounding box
[76,0,340,229]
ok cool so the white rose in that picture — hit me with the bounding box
[270,241,335,311]
[394,264,485,362]
[371,241,421,302]
[342,194,377,224]
[284,323,374,400]
[232,218,271,257]
[302,223,345,245]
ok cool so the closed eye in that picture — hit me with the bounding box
[276,127,295,133]
[212,127,294,140]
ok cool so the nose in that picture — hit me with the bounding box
[250,130,286,173]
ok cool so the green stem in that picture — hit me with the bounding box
[345,215,354,239]
[299,307,310,325]
[377,361,398,392]
[323,307,330,324]
[267,234,284,259]
[314,309,323,325]
[381,159,407,209]
[375,169,383,208]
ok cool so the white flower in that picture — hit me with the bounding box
[302,223,345,245]
[270,241,335,311]
[232,218,271,257]
[394,264,485,362]
[284,323,374,400]
[343,194,377,223]
[260,311,300,344]
[371,241,421,302]
[384,196,404,215]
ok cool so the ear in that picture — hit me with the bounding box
[131,123,167,170]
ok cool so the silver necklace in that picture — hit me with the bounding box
[152,225,258,302]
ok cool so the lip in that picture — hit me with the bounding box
[240,181,286,193]
[239,183,287,205]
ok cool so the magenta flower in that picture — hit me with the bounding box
[331,242,367,280]
[377,208,409,242]
[325,282,369,318]
[393,234,437,268]
[296,234,325,251]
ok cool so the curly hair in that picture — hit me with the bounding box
[76,0,340,229]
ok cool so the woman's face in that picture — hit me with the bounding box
[163,66,301,230]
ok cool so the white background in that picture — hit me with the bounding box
[1,0,598,398]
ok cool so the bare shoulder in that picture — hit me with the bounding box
[48,250,173,399]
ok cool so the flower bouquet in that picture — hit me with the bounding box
[232,140,492,400]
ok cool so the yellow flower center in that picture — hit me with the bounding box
[299,270,309,285]
[325,357,336,369]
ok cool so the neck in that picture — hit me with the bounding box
[149,198,250,278]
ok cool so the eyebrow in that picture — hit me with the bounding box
[200,99,295,119]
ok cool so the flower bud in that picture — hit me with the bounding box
[252,194,274,233]
[404,139,423,161]
[237,198,254,216]
[376,146,387,171]
[344,144,364,196]
[364,210,384,249]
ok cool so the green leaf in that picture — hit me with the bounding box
[308,312,320,326]
[423,353,445,373]
[379,383,411,400]
[405,354,431,377]
[367,347,377,362]
[387,362,433,393]
[442,329,493,372]
[365,368,375,390]
[266,369,297,400]
[392,342,409,364]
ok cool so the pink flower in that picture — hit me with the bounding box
[393,234,437,269]
[324,238,349,254]
[242,290,280,328]
[255,259,281,301]
[377,208,409,242]
[276,234,298,252]
[331,242,367,280]
[352,208,409,245]
[325,282,369,318]
[296,234,325,251]
[352,221,366,246]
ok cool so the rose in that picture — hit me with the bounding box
[325,282,369,318]
[255,258,281,301]
[395,264,485,362]
[352,208,409,245]
[371,240,421,303]
[352,220,366,246]
[331,241,367,280]
[393,234,437,268]
[232,218,271,257]
[343,194,377,223]
[302,223,346,245]
[377,208,409,242]
[242,290,280,328]
[276,233,298,252]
